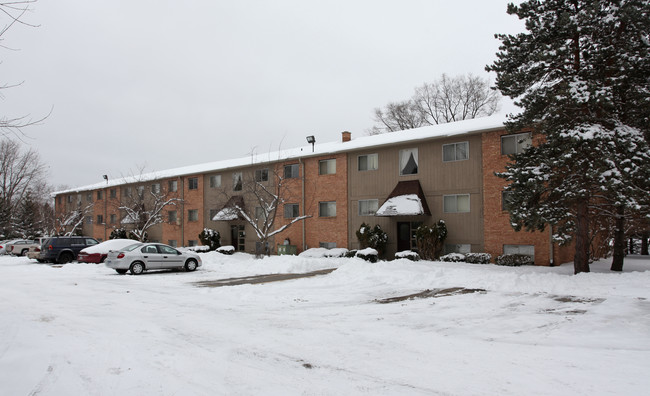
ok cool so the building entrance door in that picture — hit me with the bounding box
[231,225,245,251]
[397,222,421,252]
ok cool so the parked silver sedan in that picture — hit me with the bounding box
[105,243,202,275]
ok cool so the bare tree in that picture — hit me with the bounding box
[216,165,310,256]
[1,1,46,137]
[0,138,46,237]
[370,73,501,134]
[118,183,182,242]
[56,202,93,236]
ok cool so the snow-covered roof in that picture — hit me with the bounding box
[55,115,506,195]
[375,194,426,216]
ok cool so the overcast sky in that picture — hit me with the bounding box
[2,1,524,189]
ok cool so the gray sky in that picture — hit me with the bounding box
[2,1,524,189]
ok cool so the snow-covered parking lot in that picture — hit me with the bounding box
[1,252,649,395]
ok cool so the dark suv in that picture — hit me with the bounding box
[38,236,99,264]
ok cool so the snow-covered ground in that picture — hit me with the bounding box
[1,252,648,395]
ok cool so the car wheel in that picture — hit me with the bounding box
[36,259,45,263]
[20,249,28,256]
[58,252,73,264]
[130,262,145,275]
[185,259,198,272]
[115,269,127,275]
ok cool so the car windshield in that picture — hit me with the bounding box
[122,243,143,252]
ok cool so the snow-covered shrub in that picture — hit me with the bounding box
[198,228,221,251]
[440,253,465,262]
[324,248,349,258]
[415,220,447,260]
[345,249,358,258]
[355,223,388,256]
[495,254,534,266]
[217,245,235,255]
[464,253,492,264]
[395,250,420,261]
[109,228,128,240]
[356,248,378,263]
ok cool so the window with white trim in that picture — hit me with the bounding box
[444,244,471,254]
[151,183,160,194]
[284,164,299,178]
[443,194,470,213]
[284,204,299,219]
[210,175,221,188]
[319,242,337,249]
[319,159,336,175]
[443,142,469,162]
[188,177,199,190]
[232,172,242,191]
[358,154,378,171]
[399,148,418,175]
[188,209,198,222]
[319,201,336,217]
[168,210,177,223]
[501,132,532,155]
[502,191,514,211]
[255,169,269,182]
[168,180,178,192]
[358,199,378,216]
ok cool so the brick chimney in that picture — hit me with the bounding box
[341,131,351,142]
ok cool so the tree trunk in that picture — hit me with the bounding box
[610,206,625,271]
[642,231,649,256]
[573,200,591,274]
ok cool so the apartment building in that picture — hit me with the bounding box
[54,116,572,265]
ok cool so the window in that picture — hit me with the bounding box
[169,180,178,192]
[501,132,532,155]
[399,148,418,175]
[319,201,336,217]
[444,244,471,254]
[502,191,514,211]
[358,154,378,171]
[137,186,144,197]
[58,196,62,205]
[232,172,242,191]
[188,240,198,247]
[151,183,161,194]
[168,240,177,247]
[443,194,470,213]
[168,210,177,223]
[109,214,116,224]
[188,177,198,190]
[188,209,198,222]
[504,244,535,260]
[97,215,104,224]
[77,194,82,204]
[255,207,267,221]
[110,188,117,198]
[67,195,73,203]
[443,142,469,162]
[358,199,378,216]
[209,175,221,188]
[124,187,132,197]
[319,242,337,249]
[319,159,336,175]
[86,192,93,202]
[255,169,269,182]
[284,203,299,218]
[284,164,299,178]
[97,191,103,200]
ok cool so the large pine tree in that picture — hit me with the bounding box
[486,0,650,274]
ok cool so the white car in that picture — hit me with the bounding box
[105,243,202,275]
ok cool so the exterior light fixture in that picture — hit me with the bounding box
[306,135,315,152]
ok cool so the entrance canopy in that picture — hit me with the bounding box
[212,196,245,221]
[375,180,431,217]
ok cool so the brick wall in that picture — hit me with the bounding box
[182,175,205,246]
[482,129,573,266]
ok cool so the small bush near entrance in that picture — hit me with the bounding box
[217,245,235,255]
[199,228,221,251]
[356,248,378,263]
[440,253,466,262]
[495,254,534,266]
[415,220,447,260]
[356,223,388,257]
[345,249,358,258]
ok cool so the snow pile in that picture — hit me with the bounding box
[299,248,348,258]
